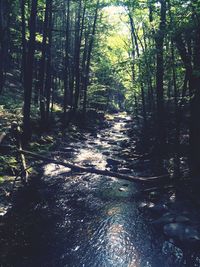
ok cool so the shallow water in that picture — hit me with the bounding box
[0,113,195,266]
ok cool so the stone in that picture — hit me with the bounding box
[148,203,169,214]
[107,140,119,145]
[106,158,122,166]
[118,187,127,192]
[164,223,200,243]
[139,201,155,210]
[151,213,190,225]
[61,147,75,153]
[102,151,110,156]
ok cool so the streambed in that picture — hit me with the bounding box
[0,113,198,266]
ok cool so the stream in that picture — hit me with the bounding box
[0,113,196,266]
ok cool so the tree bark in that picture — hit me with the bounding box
[174,11,200,184]
[155,0,166,171]
[168,0,180,177]
[128,13,147,124]
[45,0,53,124]
[63,0,70,120]
[82,0,99,115]
[73,0,82,110]
[38,0,51,129]
[21,0,26,83]
[22,0,38,143]
[0,0,5,94]
[189,16,200,184]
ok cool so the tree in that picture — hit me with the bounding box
[0,0,6,94]
[23,0,38,142]
[155,0,166,170]
[82,0,100,114]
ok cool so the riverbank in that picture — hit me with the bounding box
[0,86,108,217]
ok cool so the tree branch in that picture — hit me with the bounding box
[0,146,171,184]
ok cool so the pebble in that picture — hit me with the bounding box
[118,187,127,192]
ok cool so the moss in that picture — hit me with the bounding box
[29,138,55,154]
[0,155,18,171]
[0,176,4,183]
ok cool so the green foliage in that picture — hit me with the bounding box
[0,155,17,177]
[88,5,130,110]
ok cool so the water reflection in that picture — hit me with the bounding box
[44,163,71,176]
[0,113,194,267]
[105,206,139,267]
[75,148,107,169]
[54,113,187,267]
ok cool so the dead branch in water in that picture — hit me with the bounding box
[0,145,170,184]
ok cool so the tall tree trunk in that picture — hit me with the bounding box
[189,11,200,185]
[168,0,180,177]
[21,0,26,83]
[0,0,5,94]
[129,13,147,124]
[142,23,154,113]
[155,0,166,171]
[128,12,136,87]
[73,0,82,110]
[45,0,53,124]
[38,0,51,130]
[82,0,99,115]
[174,29,200,184]
[171,43,180,177]
[63,0,70,120]
[148,0,153,23]
[22,0,38,143]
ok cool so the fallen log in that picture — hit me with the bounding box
[15,148,170,183]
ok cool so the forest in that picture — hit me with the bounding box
[1,0,200,266]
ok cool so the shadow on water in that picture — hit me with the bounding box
[0,113,197,266]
